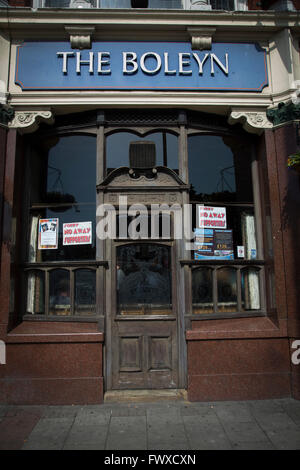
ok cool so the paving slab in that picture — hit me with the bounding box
[63,424,109,450]
[265,428,300,450]
[279,400,300,425]
[252,411,300,432]
[0,408,43,450]
[42,405,80,419]
[182,415,232,450]
[74,407,111,426]
[111,404,146,417]
[22,417,74,450]
[231,440,276,450]
[106,416,147,450]
[221,420,271,445]
[213,402,254,424]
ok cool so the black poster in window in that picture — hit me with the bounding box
[213,229,234,259]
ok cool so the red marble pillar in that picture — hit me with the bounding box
[265,124,300,400]
[0,127,7,268]
[0,129,17,340]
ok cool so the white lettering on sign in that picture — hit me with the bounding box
[57,51,229,76]
[123,52,138,74]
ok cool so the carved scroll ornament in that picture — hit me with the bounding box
[228,108,273,135]
[8,110,54,134]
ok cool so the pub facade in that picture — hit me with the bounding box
[0,1,300,404]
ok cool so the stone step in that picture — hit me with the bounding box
[104,389,188,403]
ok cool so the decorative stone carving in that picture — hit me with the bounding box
[65,26,95,50]
[106,193,180,205]
[98,166,186,191]
[228,108,273,134]
[109,172,176,187]
[8,110,54,134]
[187,27,216,51]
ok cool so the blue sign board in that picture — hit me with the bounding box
[15,41,268,92]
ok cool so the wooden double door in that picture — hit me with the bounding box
[107,242,179,390]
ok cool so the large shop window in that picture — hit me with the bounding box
[188,134,264,316]
[25,134,98,317]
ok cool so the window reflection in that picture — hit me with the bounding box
[106,131,178,173]
[116,244,172,315]
[29,134,96,263]
[49,269,71,315]
[26,270,45,314]
[192,268,213,314]
[188,135,253,203]
[30,134,96,205]
[75,269,96,315]
[241,267,260,310]
[217,267,237,312]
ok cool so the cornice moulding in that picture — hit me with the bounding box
[1,10,300,32]
[8,94,273,114]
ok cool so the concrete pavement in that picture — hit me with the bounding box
[0,398,300,450]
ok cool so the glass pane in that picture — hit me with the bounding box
[211,0,235,9]
[217,267,237,312]
[28,206,96,262]
[149,0,182,7]
[191,205,256,261]
[75,269,96,315]
[100,0,131,6]
[45,0,70,6]
[188,135,253,203]
[26,271,45,314]
[192,268,213,314]
[49,269,71,315]
[106,131,178,173]
[100,0,183,7]
[30,134,96,205]
[117,244,172,315]
[241,268,261,310]
[241,211,257,260]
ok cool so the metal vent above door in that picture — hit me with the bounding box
[129,141,156,169]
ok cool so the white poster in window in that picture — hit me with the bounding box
[38,218,59,249]
[198,206,227,229]
[63,222,92,246]
[237,246,245,258]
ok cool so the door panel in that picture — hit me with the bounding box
[119,335,143,372]
[112,320,178,390]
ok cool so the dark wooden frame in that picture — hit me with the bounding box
[23,260,108,320]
